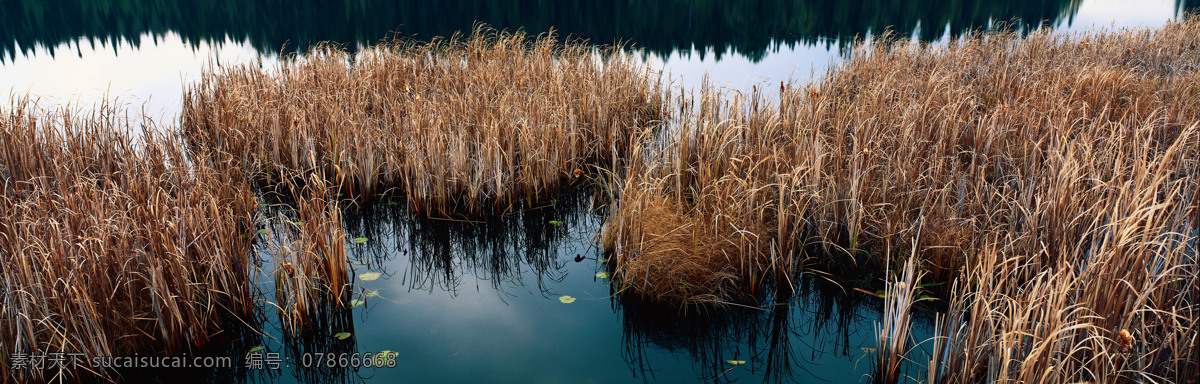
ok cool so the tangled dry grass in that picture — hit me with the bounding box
[182,26,665,217]
[0,100,258,382]
[606,18,1200,382]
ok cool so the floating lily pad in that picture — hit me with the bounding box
[373,350,395,364]
[359,272,382,281]
[548,220,564,226]
[247,346,265,354]
[559,295,576,304]
[333,332,351,340]
[256,229,270,234]
[350,299,364,308]
[366,290,379,297]
[597,258,609,263]
[727,360,746,365]
[353,237,369,244]
[595,272,609,278]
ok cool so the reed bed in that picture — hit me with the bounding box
[0,100,258,382]
[606,18,1200,382]
[182,26,665,217]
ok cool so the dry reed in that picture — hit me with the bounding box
[182,26,665,217]
[874,256,923,383]
[607,17,1200,382]
[263,174,350,335]
[0,99,258,382]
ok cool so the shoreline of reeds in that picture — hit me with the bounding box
[604,17,1200,382]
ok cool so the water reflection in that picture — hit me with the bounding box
[3,1,1191,119]
[98,187,937,384]
[275,304,359,384]
[339,187,597,298]
[618,277,937,384]
[2,0,1091,64]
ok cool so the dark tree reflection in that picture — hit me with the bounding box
[1,0,1094,63]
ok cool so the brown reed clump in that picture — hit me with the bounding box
[182,26,665,217]
[0,99,258,382]
[265,174,351,335]
[607,17,1200,382]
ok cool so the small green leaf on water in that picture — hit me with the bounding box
[727,360,746,365]
[257,229,270,234]
[559,295,576,304]
[374,350,395,363]
[333,332,351,340]
[548,220,564,226]
[353,237,369,244]
[350,299,364,308]
[598,258,609,263]
[595,272,609,278]
[247,346,264,354]
[366,290,378,297]
[359,272,382,281]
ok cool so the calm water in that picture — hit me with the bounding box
[2,1,1194,383]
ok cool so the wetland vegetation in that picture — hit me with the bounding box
[608,18,1200,382]
[2,11,1200,384]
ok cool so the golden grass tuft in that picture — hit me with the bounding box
[182,26,665,217]
[0,99,258,382]
[607,17,1200,381]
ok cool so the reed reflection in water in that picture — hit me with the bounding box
[95,183,939,384]
[618,276,938,384]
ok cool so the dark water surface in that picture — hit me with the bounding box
[2,1,1194,383]
[120,190,939,384]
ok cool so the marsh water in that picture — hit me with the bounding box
[2,1,1195,383]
